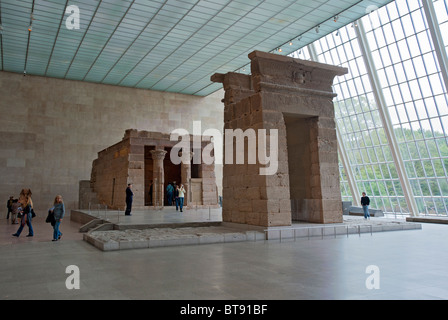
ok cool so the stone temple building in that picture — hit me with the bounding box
[212,51,347,227]
[80,129,219,210]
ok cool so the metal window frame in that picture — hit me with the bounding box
[356,17,420,216]
[309,40,363,206]
[293,0,448,216]
[422,0,448,94]
[362,0,448,215]
[310,27,406,213]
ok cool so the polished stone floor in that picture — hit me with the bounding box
[1,208,448,300]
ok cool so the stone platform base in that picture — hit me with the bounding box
[82,217,422,251]
[265,217,421,240]
[83,223,266,251]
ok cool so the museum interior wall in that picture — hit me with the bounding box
[0,71,224,212]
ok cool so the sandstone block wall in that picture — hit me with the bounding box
[213,51,347,227]
[87,129,219,210]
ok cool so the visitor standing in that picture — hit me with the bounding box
[51,195,65,241]
[166,183,174,206]
[361,192,370,219]
[178,184,185,212]
[174,184,180,211]
[125,183,133,216]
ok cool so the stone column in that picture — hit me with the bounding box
[150,149,167,208]
[212,50,348,227]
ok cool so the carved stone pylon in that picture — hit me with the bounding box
[212,51,348,227]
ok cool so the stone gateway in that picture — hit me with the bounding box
[212,51,348,227]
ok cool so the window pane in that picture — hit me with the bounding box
[310,0,448,216]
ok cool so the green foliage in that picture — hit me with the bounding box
[336,95,448,214]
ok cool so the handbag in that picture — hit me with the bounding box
[31,208,36,218]
[45,209,54,221]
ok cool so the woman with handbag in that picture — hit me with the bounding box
[12,189,34,237]
[51,195,65,241]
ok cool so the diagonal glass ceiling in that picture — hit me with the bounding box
[0,0,392,96]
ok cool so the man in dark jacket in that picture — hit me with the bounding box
[361,192,370,219]
[125,184,133,216]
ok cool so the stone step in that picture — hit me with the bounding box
[80,218,115,234]
[79,219,105,233]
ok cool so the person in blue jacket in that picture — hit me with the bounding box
[51,195,65,241]
[166,183,174,206]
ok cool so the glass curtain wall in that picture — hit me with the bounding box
[291,0,448,216]
[362,0,448,215]
[312,23,409,214]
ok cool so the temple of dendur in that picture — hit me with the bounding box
[80,50,348,231]
[75,51,423,250]
[212,50,348,227]
[80,129,219,211]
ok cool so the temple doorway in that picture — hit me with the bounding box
[284,113,317,222]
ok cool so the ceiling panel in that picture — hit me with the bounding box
[0,0,393,95]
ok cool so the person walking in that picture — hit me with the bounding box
[361,192,370,219]
[51,195,65,241]
[125,183,133,216]
[178,184,186,213]
[12,190,34,237]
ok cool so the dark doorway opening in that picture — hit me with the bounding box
[284,113,317,222]
[164,147,181,206]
